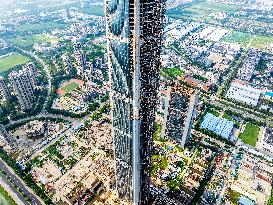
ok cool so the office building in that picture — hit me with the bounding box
[9,70,35,110]
[106,0,166,204]
[0,76,11,101]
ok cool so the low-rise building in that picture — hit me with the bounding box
[200,113,234,140]
[226,80,262,106]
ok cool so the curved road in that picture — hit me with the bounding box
[0,159,44,205]
[7,113,74,127]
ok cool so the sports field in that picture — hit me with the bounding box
[61,82,79,93]
[238,123,260,147]
[221,31,253,48]
[57,79,84,95]
[7,34,59,48]
[222,31,273,50]
[0,53,30,72]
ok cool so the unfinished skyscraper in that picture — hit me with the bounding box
[105,0,166,204]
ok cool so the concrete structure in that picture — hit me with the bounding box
[9,70,35,110]
[260,127,273,154]
[160,87,171,139]
[0,124,14,152]
[74,52,87,76]
[0,76,11,101]
[238,196,255,205]
[226,81,262,106]
[106,0,166,204]
[24,120,45,138]
[165,84,197,147]
[230,153,273,205]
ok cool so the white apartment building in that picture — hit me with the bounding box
[9,70,35,110]
[0,76,11,101]
[23,62,38,87]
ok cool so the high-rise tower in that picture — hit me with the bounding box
[0,76,11,101]
[9,70,35,111]
[105,0,166,204]
[23,62,38,87]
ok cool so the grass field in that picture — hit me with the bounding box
[61,82,80,94]
[221,31,253,48]
[222,31,273,50]
[251,35,273,49]
[163,67,184,78]
[167,2,241,22]
[34,34,59,43]
[0,53,30,72]
[15,22,67,33]
[239,123,260,147]
[7,34,59,48]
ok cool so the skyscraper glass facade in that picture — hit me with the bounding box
[106,0,166,204]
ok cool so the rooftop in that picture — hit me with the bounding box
[200,113,234,140]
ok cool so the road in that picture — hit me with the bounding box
[211,100,273,127]
[0,159,44,205]
[0,173,29,205]
[25,121,80,162]
[2,41,109,205]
